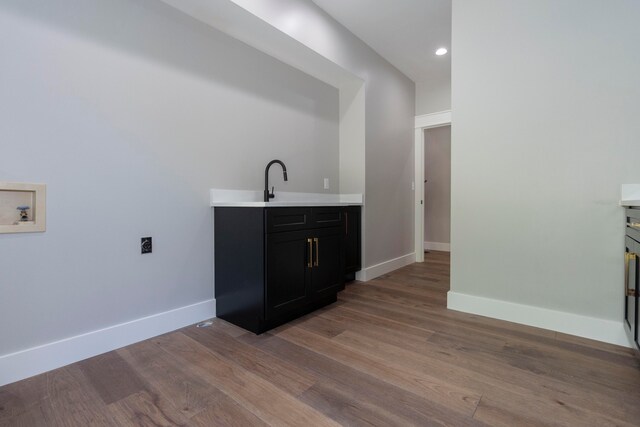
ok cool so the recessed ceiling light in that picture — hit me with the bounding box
[435,47,448,56]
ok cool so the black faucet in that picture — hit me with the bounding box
[264,159,288,202]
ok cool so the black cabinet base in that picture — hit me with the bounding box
[217,293,338,334]
[215,206,359,336]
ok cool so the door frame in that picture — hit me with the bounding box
[414,110,452,262]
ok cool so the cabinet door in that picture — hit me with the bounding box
[310,227,345,299]
[625,236,639,348]
[265,230,312,319]
[344,206,361,274]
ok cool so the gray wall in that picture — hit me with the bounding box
[0,0,338,356]
[416,77,451,116]
[451,0,640,320]
[229,0,416,267]
[424,126,451,245]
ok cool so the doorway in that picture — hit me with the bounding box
[423,125,451,253]
[414,110,451,262]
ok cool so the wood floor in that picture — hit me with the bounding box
[2,251,640,426]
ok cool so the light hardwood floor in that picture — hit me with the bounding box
[2,251,640,426]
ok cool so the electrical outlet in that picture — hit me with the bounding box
[323,178,330,190]
[141,237,152,254]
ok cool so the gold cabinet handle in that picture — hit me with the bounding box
[625,252,637,297]
[314,237,319,267]
[307,238,313,268]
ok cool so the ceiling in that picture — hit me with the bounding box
[311,0,451,84]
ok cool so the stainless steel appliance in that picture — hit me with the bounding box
[624,208,640,349]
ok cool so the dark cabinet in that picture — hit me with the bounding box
[625,207,640,350]
[264,226,344,319]
[310,226,345,297]
[265,229,311,319]
[215,205,357,334]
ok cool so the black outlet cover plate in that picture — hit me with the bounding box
[141,237,152,254]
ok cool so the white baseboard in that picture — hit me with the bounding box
[447,291,629,347]
[356,252,415,282]
[0,299,216,387]
[424,241,450,252]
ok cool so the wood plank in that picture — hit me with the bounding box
[182,324,317,396]
[0,402,48,427]
[362,279,448,300]
[189,394,269,427]
[152,332,339,427]
[499,339,640,392]
[361,273,447,289]
[473,391,628,427]
[343,287,638,373]
[320,304,436,339]
[342,285,559,340]
[342,284,445,311]
[293,314,349,339]
[108,390,189,426]
[77,350,147,405]
[0,374,48,422]
[117,339,225,419]
[299,379,413,426]
[240,332,483,426]
[207,318,250,338]
[471,395,559,427]
[41,365,114,426]
[332,329,640,426]
[552,331,638,365]
[276,325,481,416]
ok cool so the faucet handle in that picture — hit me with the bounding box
[268,186,275,199]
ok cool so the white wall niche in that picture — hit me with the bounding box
[0,182,46,233]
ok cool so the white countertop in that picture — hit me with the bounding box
[211,201,360,207]
[210,189,363,207]
[621,184,640,207]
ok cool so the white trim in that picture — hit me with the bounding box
[0,299,216,387]
[447,292,630,347]
[415,110,452,129]
[356,253,415,282]
[415,110,451,262]
[424,241,451,252]
[414,128,425,263]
